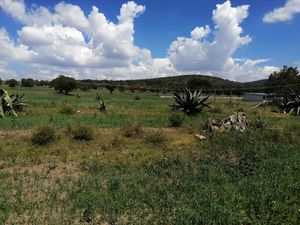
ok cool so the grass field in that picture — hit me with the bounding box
[0,86,299,224]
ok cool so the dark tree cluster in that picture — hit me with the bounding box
[267,66,300,92]
[21,78,35,88]
[6,79,18,87]
[51,75,77,94]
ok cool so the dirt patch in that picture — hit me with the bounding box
[0,129,32,138]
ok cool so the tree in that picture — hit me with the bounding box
[267,66,300,92]
[0,78,2,86]
[105,85,116,94]
[21,78,35,88]
[6,79,18,88]
[51,75,77,94]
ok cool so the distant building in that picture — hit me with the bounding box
[243,92,273,102]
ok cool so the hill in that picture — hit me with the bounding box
[242,79,268,87]
[80,74,242,93]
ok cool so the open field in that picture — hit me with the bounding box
[0,86,300,224]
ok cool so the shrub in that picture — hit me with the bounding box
[60,105,75,115]
[145,130,168,146]
[169,111,185,127]
[31,124,56,145]
[121,120,142,138]
[67,124,94,141]
[134,95,141,100]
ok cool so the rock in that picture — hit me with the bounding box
[206,112,249,133]
[223,112,249,132]
[194,134,207,140]
[205,118,223,132]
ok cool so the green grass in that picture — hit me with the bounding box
[0,86,299,224]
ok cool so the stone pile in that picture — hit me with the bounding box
[206,112,249,132]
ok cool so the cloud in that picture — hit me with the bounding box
[0,28,34,62]
[263,0,300,23]
[0,0,160,78]
[118,1,145,23]
[168,0,252,73]
[167,0,277,81]
[0,0,280,81]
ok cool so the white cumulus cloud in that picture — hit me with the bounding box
[263,0,300,23]
[167,0,277,81]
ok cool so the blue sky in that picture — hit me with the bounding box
[0,0,299,81]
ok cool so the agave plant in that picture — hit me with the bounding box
[172,87,211,114]
[11,93,27,112]
[96,93,103,100]
[0,88,17,117]
[279,89,300,115]
[98,100,106,112]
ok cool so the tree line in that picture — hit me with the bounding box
[0,66,299,95]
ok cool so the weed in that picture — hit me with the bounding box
[210,106,223,114]
[67,124,94,141]
[169,111,185,127]
[121,120,143,138]
[145,129,168,146]
[59,105,75,115]
[251,116,266,129]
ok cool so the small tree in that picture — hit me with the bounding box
[51,75,77,94]
[267,66,300,93]
[21,78,35,88]
[105,85,116,94]
[6,79,18,88]
[0,78,2,86]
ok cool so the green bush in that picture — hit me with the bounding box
[31,124,56,145]
[169,111,185,127]
[145,130,168,146]
[60,105,75,115]
[67,124,94,141]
